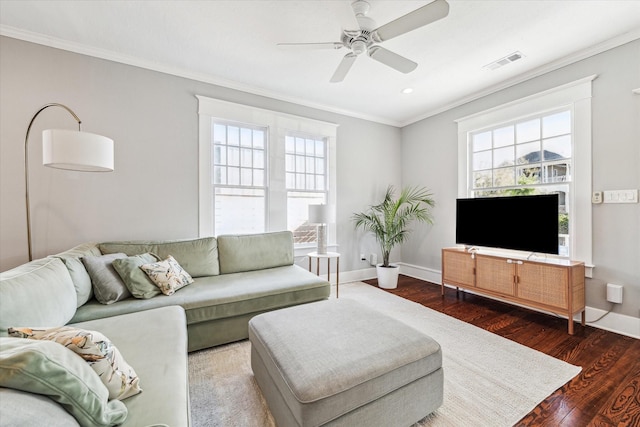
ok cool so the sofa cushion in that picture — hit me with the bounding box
[9,326,142,401]
[0,388,81,426]
[99,237,219,277]
[0,338,128,427]
[70,306,189,427]
[217,231,294,274]
[0,258,77,336]
[82,253,130,305]
[51,243,102,307]
[140,255,194,296]
[112,253,161,299]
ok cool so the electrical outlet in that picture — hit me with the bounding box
[592,191,602,204]
[360,253,366,261]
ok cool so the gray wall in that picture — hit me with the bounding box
[401,39,640,318]
[0,36,401,272]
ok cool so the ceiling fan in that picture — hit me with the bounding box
[278,0,450,83]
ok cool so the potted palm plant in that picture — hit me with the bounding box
[353,185,435,289]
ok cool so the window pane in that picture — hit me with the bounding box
[228,126,240,146]
[473,170,492,189]
[306,157,315,174]
[285,154,294,172]
[241,168,252,185]
[286,172,295,189]
[473,132,491,152]
[253,129,265,149]
[543,162,570,183]
[316,175,325,191]
[493,146,514,167]
[493,167,515,187]
[516,165,541,184]
[213,166,226,184]
[493,126,514,148]
[543,135,571,160]
[285,136,294,153]
[241,148,252,167]
[215,187,265,235]
[315,140,325,157]
[516,119,540,143]
[287,191,325,245]
[306,174,315,190]
[295,137,305,154]
[296,173,304,189]
[315,158,324,173]
[213,145,226,165]
[296,156,304,172]
[228,167,239,185]
[473,151,492,171]
[228,146,240,166]
[213,124,226,144]
[253,169,264,186]
[516,141,541,164]
[253,150,264,169]
[240,128,252,147]
[543,111,570,137]
[305,139,314,155]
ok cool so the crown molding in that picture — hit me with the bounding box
[0,25,401,127]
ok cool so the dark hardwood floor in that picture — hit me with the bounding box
[363,275,640,427]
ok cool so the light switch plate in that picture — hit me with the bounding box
[603,189,638,204]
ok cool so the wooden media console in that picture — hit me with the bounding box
[441,247,586,334]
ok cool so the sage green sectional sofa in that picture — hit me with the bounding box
[0,231,330,426]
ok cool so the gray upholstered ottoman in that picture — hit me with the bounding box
[249,299,443,427]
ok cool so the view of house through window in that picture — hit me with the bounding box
[469,109,572,256]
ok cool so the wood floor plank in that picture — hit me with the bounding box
[364,275,640,426]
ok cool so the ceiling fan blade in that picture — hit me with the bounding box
[330,53,357,83]
[277,42,344,50]
[372,0,449,42]
[368,46,417,73]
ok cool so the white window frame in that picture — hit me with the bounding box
[197,95,338,250]
[455,75,596,277]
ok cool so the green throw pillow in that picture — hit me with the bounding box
[0,337,128,427]
[81,253,129,304]
[112,253,162,299]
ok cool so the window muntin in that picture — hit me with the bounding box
[469,109,572,256]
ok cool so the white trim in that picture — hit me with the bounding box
[2,25,638,128]
[455,76,595,274]
[396,266,639,339]
[196,95,338,240]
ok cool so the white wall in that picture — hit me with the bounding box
[0,36,401,273]
[401,39,640,319]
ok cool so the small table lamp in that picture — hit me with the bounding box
[308,204,335,254]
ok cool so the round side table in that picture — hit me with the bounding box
[307,251,340,298]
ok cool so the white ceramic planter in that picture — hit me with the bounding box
[376,264,400,289]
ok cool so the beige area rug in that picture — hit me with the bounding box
[189,282,581,427]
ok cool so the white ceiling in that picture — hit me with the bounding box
[1,0,640,126]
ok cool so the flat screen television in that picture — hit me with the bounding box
[456,194,559,255]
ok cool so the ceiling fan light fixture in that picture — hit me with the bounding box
[351,40,367,55]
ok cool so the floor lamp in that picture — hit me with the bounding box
[24,103,114,261]
[308,204,335,254]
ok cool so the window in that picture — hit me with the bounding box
[470,109,572,256]
[197,96,337,250]
[211,121,266,235]
[285,134,328,245]
[456,76,595,276]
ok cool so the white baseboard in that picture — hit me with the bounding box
[391,262,639,339]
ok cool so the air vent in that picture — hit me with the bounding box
[484,51,525,70]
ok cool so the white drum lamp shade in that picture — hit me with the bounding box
[43,129,114,171]
[308,204,335,254]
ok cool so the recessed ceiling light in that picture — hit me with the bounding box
[401,88,414,94]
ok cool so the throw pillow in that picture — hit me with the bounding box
[81,253,130,304]
[140,255,194,296]
[0,337,128,427]
[112,253,162,299]
[9,326,142,401]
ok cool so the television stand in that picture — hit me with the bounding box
[441,248,585,334]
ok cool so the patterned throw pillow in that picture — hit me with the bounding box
[8,326,142,401]
[140,255,194,296]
